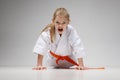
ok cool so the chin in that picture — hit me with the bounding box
[58,32,63,34]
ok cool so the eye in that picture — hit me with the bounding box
[56,21,59,24]
[62,22,66,24]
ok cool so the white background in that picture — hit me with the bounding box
[0,0,120,67]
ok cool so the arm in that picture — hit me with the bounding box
[33,31,50,70]
[37,54,43,66]
[75,58,86,70]
[78,58,84,67]
[77,58,105,70]
[33,54,46,70]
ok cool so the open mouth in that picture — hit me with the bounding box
[58,29,63,32]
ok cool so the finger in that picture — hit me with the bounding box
[41,67,47,70]
[32,67,38,70]
[83,67,89,70]
[38,66,47,70]
[75,67,83,70]
[32,67,39,70]
[88,67,105,70]
[32,67,42,70]
[75,67,78,70]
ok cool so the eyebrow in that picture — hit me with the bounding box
[56,21,66,24]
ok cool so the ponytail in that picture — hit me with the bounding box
[41,23,55,43]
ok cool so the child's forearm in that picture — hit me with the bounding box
[32,54,46,70]
[78,58,84,67]
[37,54,43,66]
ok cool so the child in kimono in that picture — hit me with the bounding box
[33,8,87,70]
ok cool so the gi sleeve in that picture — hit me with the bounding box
[33,31,50,55]
[69,27,86,58]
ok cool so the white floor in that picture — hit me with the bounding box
[0,66,120,80]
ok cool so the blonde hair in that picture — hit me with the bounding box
[41,8,70,43]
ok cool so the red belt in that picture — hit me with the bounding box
[50,51,79,66]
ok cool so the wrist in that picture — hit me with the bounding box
[37,64,42,66]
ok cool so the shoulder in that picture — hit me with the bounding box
[39,28,50,41]
[67,24,80,39]
[67,24,77,35]
[41,28,50,37]
[67,24,75,31]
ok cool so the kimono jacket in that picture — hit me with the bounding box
[33,25,86,67]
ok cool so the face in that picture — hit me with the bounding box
[53,16,69,35]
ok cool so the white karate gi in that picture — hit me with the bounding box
[33,25,86,68]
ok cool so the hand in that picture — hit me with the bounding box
[75,66,89,70]
[32,66,47,70]
[75,66,105,70]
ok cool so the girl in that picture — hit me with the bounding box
[33,8,87,70]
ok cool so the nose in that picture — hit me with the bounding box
[58,24,62,29]
[59,24,62,27]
